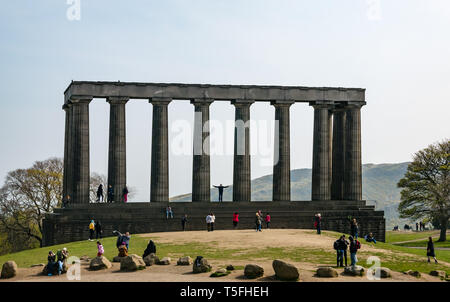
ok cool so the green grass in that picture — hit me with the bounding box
[1,231,449,278]
[395,239,450,248]
[385,230,442,243]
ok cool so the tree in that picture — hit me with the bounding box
[397,139,450,242]
[0,158,63,248]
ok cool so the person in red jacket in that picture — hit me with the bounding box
[265,213,271,229]
[232,212,239,229]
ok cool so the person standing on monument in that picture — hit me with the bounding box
[232,212,239,229]
[88,220,95,241]
[107,184,114,203]
[265,213,271,229]
[122,186,129,203]
[95,220,103,239]
[206,213,212,232]
[166,206,174,219]
[96,184,104,202]
[181,214,188,231]
[213,184,229,202]
[314,213,321,234]
[62,194,71,208]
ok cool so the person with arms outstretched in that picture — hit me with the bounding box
[213,184,229,202]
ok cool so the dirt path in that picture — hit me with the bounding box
[1,229,447,282]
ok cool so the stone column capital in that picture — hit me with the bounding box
[231,99,254,107]
[62,103,72,110]
[69,96,93,104]
[309,101,335,109]
[345,101,366,109]
[149,97,172,105]
[190,98,214,106]
[270,100,295,107]
[107,96,129,104]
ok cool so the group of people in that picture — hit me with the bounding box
[416,221,427,232]
[206,213,216,232]
[255,211,270,232]
[333,234,361,267]
[88,220,103,241]
[46,248,68,276]
[96,184,129,203]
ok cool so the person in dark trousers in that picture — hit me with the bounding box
[206,213,212,232]
[62,195,71,208]
[181,214,188,231]
[89,220,95,241]
[213,184,229,202]
[314,213,321,234]
[232,212,239,229]
[255,213,262,232]
[350,218,359,239]
[265,213,271,229]
[142,239,156,258]
[334,236,344,267]
[47,251,56,276]
[349,235,360,266]
[210,213,216,231]
[339,235,349,267]
[95,220,103,239]
[166,206,174,219]
[364,232,376,244]
[123,186,129,203]
[427,237,438,264]
[96,184,104,202]
[107,185,114,203]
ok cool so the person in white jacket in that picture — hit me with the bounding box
[206,214,212,232]
[210,213,216,232]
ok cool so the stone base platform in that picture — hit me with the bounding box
[42,200,385,246]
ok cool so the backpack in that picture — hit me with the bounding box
[333,240,339,250]
[355,240,361,250]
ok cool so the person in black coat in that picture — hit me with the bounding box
[95,220,103,239]
[338,235,349,267]
[143,240,156,258]
[427,237,438,264]
[181,214,188,231]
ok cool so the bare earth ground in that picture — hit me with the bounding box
[1,229,447,282]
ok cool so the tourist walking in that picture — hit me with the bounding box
[350,218,359,239]
[265,213,271,229]
[88,220,95,241]
[210,213,216,231]
[123,186,129,203]
[213,184,229,202]
[143,240,157,258]
[107,184,114,203]
[314,213,321,234]
[96,184,104,202]
[427,237,438,264]
[97,241,104,257]
[95,220,103,239]
[166,206,174,219]
[232,212,239,229]
[206,213,212,232]
[181,214,188,231]
[255,212,262,232]
[349,235,361,267]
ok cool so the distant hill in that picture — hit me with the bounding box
[170,162,411,228]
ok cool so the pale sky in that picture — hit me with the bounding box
[0,0,449,201]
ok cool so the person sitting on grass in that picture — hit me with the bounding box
[97,241,104,257]
[118,242,128,258]
[364,232,377,244]
[47,251,56,276]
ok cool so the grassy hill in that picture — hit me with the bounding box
[171,162,411,228]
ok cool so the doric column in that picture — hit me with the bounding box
[62,103,72,200]
[149,97,171,202]
[232,99,254,202]
[343,102,364,200]
[191,99,213,202]
[70,98,92,204]
[331,106,346,200]
[107,97,129,203]
[271,100,294,201]
[311,102,333,201]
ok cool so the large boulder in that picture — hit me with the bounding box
[120,254,146,271]
[143,253,159,266]
[316,267,338,278]
[177,256,192,266]
[344,265,366,276]
[244,264,264,279]
[1,261,18,279]
[113,256,127,263]
[89,256,112,271]
[430,270,446,279]
[272,260,299,281]
[405,270,421,278]
[193,258,212,274]
[373,267,391,279]
[158,257,171,265]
